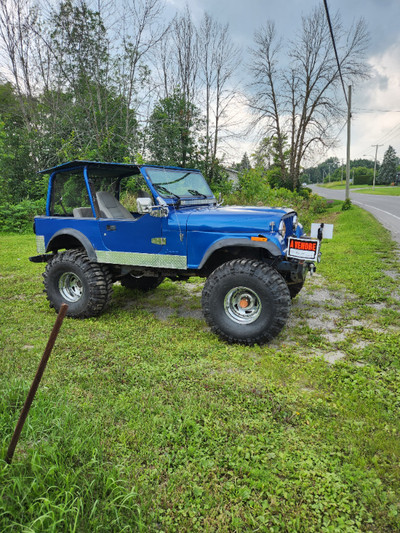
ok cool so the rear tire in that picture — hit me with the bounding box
[43,249,112,318]
[202,259,291,345]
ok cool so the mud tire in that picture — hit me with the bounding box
[202,259,291,345]
[43,249,112,318]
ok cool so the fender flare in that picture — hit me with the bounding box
[47,228,97,262]
[198,238,282,269]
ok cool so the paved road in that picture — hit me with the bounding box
[311,185,400,247]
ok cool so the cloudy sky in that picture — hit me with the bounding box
[165,0,400,167]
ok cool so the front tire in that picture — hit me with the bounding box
[202,259,291,345]
[43,249,112,318]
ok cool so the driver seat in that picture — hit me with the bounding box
[96,191,134,219]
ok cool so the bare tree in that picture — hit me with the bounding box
[155,5,199,103]
[198,13,241,178]
[248,6,369,189]
[116,0,169,141]
[0,0,41,124]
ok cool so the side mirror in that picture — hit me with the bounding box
[137,197,168,218]
[137,197,153,214]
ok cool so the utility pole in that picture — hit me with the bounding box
[371,144,383,190]
[345,85,352,201]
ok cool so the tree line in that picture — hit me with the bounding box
[303,146,400,186]
[0,0,369,205]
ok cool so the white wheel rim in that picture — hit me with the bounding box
[224,286,262,324]
[58,272,84,302]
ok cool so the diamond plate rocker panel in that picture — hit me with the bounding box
[96,250,187,269]
[36,235,46,253]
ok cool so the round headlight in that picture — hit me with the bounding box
[278,220,286,237]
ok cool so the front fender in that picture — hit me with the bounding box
[197,237,282,269]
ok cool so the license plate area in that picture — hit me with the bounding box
[287,237,320,261]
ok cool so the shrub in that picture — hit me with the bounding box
[0,199,46,233]
[224,180,329,233]
[353,167,373,186]
[298,187,311,198]
[341,198,352,211]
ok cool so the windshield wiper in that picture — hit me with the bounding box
[154,185,181,207]
[188,189,207,199]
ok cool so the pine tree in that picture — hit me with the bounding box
[378,146,399,185]
[238,153,251,171]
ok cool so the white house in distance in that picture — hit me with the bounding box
[225,168,239,187]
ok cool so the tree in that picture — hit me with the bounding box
[0,0,167,185]
[377,146,398,185]
[248,6,369,190]
[146,88,203,168]
[155,10,240,182]
[0,82,39,202]
[157,6,199,103]
[40,0,139,163]
[237,153,251,171]
[198,13,241,180]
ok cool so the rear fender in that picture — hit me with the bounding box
[47,229,97,262]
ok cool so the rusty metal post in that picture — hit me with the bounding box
[5,304,68,464]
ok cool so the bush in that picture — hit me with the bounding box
[236,167,269,202]
[0,199,46,233]
[341,198,352,211]
[298,187,312,198]
[353,167,373,186]
[224,178,329,233]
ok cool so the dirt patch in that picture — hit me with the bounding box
[119,272,398,366]
[383,270,400,280]
[150,306,203,321]
[323,351,347,364]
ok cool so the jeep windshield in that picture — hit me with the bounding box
[144,168,215,204]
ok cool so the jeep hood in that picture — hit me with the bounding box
[181,205,295,233]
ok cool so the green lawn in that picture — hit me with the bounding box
[319,181,400,195]
[320,182,370,190]
[354,187,400,196]
[1,206,400,532]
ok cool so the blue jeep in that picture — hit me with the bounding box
[30,160,321,345]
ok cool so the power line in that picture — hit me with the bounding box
[322,0,348,107]
[354,108,400,114]
[376,124,400,145]
[357,120,400,157]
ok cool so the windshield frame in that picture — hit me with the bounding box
[142,166,216,205]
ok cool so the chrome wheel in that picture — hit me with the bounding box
[224,286,262,324]
[58,272,84,302]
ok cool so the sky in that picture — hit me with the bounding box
[165,0,400,168]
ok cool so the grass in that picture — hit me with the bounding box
[354,187,400,196]
[1,204,400,532]
[318,181,400,195]
[319,182,371,190]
